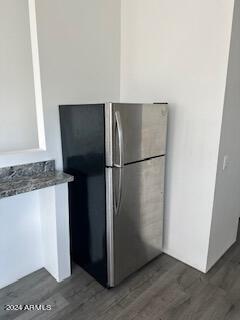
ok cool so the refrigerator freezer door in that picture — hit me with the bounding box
[112,103,168,165]
[107,156,165,286]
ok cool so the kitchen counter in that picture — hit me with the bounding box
[0,160,73,199]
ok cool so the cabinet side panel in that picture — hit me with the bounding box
[59,104,107,286]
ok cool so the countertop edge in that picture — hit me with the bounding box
[0,171,74,200]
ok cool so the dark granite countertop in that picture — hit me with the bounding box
[0,160,73,199]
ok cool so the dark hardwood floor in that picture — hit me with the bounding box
[1,233,240,320]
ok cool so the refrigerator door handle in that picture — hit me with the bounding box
[114,167,124,215]
[114,111,124,215]
[115,111,124,167]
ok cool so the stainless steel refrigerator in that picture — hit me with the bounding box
[59,103,168,287]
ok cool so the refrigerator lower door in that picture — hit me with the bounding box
[106,156,165,287]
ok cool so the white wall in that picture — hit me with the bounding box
[0,191,43,289]
[35,0,121,169]
[0,0,39,152]
[207,0,240,270]
[120,0,234,271]
[0,0,121,288]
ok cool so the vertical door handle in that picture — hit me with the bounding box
[114,111,124,215]
[115,111,124,167]
[114,167,124,215]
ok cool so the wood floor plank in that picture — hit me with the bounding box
[0,269,49,303]
[1,233,240,320]
[52,255,178,320]
[14,293,69,320]
[113,263,190,320]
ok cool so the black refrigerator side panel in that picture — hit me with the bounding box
[59,104,108,287]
